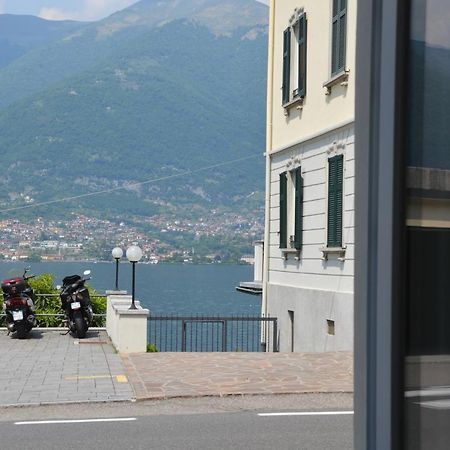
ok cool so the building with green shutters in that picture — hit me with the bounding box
[262,0,355,352]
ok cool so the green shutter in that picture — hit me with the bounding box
[327,155,344,247]
[331,0,347,76]
[282,28,291,104]
[297,14,307,98]
[279,172,287,248]
[293,168,303,250]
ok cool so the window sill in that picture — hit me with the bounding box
[281,248,301,260]
[282,96,304,116]
[320,246,346,261]
[323,70,350,95]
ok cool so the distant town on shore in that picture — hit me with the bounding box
[0,214,261,264]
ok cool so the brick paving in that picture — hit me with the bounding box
[0,330,133,406]
[121,351,353,400]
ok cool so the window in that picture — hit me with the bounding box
[282,13,307,105]
[288,310,295,352]
[331,0,347,76]
[279,168,303,249]
[282,28,291,105]
[327,155,343,247]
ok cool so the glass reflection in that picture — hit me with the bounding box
[405,0,450,448]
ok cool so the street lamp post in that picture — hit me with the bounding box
[126,245,143,310]
[112,247,123,291]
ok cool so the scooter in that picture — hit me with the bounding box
[1,268,36,339]
[59,270,93,339]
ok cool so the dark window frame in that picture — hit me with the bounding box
[282,28,291,105]
[297,13,307,99]
[293,167,303,250]
[282,13,308,106]
[331,0,347,77]
[279,172,288,248]
[279,168,303,250]
[327,154,344,247]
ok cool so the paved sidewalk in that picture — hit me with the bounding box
[122,351,353,400]
[0,330,133,406]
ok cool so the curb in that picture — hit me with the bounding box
[0,398,135,409]
[132,390,355,402]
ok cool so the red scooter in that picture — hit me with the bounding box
[1,268,36,339]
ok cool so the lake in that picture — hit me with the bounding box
[0,262,261,316]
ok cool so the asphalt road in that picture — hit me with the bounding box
[0,394,354,450]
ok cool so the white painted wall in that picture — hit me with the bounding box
[268,125,354,293]
[106,295,149,354]
[269,0,357,150]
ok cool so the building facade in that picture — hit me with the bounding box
[263,0,356,352]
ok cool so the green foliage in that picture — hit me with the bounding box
[147,343,159,353]
[0,17,267,223]
[30,273,61,327]
[90,293,107,327]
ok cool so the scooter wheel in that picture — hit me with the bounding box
[16,323,28,339]
[74,315,87,339]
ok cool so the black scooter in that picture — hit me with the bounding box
[1,268,36,339]
[59,270,93,339]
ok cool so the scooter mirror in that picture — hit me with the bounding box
[83,270,91,276]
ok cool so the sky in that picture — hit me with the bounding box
[0,0,269,22]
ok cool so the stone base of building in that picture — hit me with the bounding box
[267,283,353,352]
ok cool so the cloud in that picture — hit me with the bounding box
[39,7,72,21]
[0,0,5,14]
[39,0,136,22]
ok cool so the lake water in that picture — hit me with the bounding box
[0,262,261,316]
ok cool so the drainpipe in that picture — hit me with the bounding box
[261,0,276,348]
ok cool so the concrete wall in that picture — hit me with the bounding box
[268,283,353,352]
[106,294,149,354]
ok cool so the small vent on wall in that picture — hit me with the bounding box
[327,319,335,336]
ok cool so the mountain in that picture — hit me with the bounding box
[0,14,84,69]
[0,0,268,225]
[0,0,268,108]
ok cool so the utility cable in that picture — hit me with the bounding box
[0,153,261,214]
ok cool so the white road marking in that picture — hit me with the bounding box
[258,411,354,417]
[15,418,137,425]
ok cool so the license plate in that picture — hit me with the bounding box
[71,302,81,310]
[12,311,23,321]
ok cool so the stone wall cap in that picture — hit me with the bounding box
[116,308,150,316]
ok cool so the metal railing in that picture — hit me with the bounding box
[0,313,106,328]
[147,315,278,353]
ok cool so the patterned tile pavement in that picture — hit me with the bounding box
[121,351,353,400]
[0,330,133,406]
